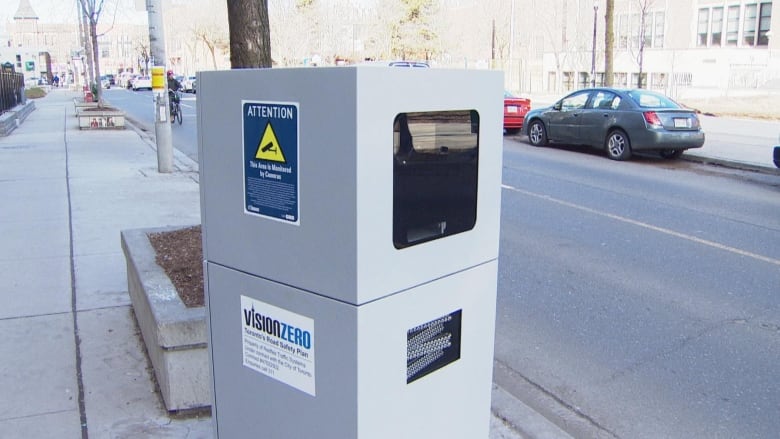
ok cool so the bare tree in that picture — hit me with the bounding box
[227,0,272,68]
[78,0,107,104]
[194,28,228,70]
[635,0,653,88]
[77,4,93,89]
[136,42,150,75]
[189,1,229,71]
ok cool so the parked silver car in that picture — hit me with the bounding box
[522,88,705,160]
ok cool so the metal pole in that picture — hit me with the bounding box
[146,0,173,173]
[591,2,598,87]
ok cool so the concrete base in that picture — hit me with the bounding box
[0,100,35,136]
[77,110,125,129]
[120,226,210,412]
[73,99,99,114]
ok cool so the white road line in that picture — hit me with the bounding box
[502,184,780,267]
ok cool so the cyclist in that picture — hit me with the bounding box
[167,70,182,118]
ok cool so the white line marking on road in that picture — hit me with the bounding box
[502,184,780,267]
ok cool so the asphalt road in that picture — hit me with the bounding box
[103,87,199,161]
[496,138,780,439]
[106,88,780,438]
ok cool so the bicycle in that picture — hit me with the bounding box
[169,90,182,125]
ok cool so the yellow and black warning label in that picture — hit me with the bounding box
[243,101,299,224]
[255,121,287,163]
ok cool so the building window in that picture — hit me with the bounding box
[726,5,740,46]
[618,10,664,49]
[579,72,589,89]
[673,72,693,87]
[595,72,605,87]
[614,72,628,87]
[562,72,575,91]
[643,13,653,47]
[700,3,770,48]
[651,72,667,89]
[711,7,724,46]
[744,4,758,46]
[631,72,647,88]
[653,12,665,48]
[758,2,772,46]
[631,13,641,48]
[617,14,629,49]
[697,8,710,47]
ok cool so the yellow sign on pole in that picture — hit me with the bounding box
[152,66,165,90]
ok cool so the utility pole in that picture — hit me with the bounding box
[146,0,173,173]
[491,19,495,66]
[591,1,598,87]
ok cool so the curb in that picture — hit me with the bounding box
[122,114,200,179]
[491,384,574,439]
[682,153,780,176]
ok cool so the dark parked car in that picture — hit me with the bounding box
[503,91,531,135]
[774,133,779,168]
[522,88,705,160]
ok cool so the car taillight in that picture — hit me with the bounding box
[643,111,662,127]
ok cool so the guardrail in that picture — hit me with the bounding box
[0,72,25,116]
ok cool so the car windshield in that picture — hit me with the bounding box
[626,90,680,109]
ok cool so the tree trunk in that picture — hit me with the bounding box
[90,20,103,105]
[227,0,272,68]
[206,40,218,70]
[80,7,94,90]
[604,0,614,86]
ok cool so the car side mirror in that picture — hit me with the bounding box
[552,102,561,111]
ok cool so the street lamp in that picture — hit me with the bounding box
[591,0,598,87]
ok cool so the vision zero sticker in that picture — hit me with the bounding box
[242,101,299,224]
[241,295,315,396]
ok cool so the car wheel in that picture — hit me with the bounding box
[606,129,631,161]
[660,149,684,159]
[528,120,547,146]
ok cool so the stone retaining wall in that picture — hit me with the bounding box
[121,226,210,412]
[0,100,35,136]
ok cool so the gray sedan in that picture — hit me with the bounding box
[522,88,705,160]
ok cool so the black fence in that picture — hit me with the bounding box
[0,72,25,116]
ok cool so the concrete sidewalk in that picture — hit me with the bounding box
[0,89,540,438]
[0,89,207,438]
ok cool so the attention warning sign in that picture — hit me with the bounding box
[242,101,299,224]
[255,122,286,163]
